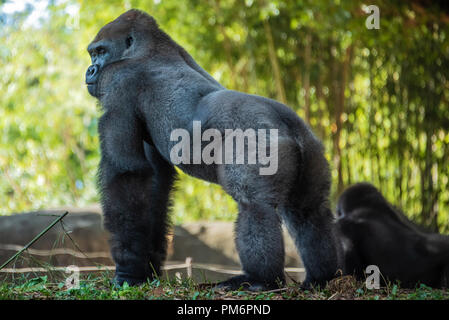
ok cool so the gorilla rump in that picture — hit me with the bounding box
[337,183,449,288]
[85,9,341,290]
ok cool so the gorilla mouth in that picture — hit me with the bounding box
[86,72,104,98]
[86,83,98,97]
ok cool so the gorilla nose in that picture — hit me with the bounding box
[85,64,99,84]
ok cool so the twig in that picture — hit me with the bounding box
[253,287,289,294]
[328,292,339,300]
[0,211,69,271]
[59,219,97,263]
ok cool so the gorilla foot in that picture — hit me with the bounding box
[214,275,284,292]
[113,273,149,287]
[300,277,328,290]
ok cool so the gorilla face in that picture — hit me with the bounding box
[86,35,133,97]
[85,10,157,97]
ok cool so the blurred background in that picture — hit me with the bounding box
[0,0,448,232]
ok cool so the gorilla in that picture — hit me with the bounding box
[85,9,341,290]
[337,183,449,288]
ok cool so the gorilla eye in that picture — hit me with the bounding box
[97,47,106,55]
[126,36,134,48]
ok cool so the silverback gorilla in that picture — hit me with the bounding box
[85,9,340,290]
[337,183,449,288]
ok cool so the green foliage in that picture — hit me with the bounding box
[0,0,448,230]
[1,273,449,300]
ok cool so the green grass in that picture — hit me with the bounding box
[1,273,448,300]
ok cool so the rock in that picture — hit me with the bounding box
[171,222,303,267]
[0,208,304,282]
[0,207,112,268]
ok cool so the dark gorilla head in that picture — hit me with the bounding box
[336,182,392,219]
[337,182,428,234]
[85,10,172,97]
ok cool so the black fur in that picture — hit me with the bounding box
[86,9,341,290]
[337,183,449,288]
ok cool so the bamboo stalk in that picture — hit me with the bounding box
[263,19,287,104]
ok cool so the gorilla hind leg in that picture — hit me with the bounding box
[217,202,285,291]
[282,205,340,288]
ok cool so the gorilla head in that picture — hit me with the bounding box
[337,182,420,232]
[337,182,393,216]
[86,10,218,99]
[86,10,159,97]
[336,183,381,216]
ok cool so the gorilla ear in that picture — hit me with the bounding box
[126,35,134,49]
